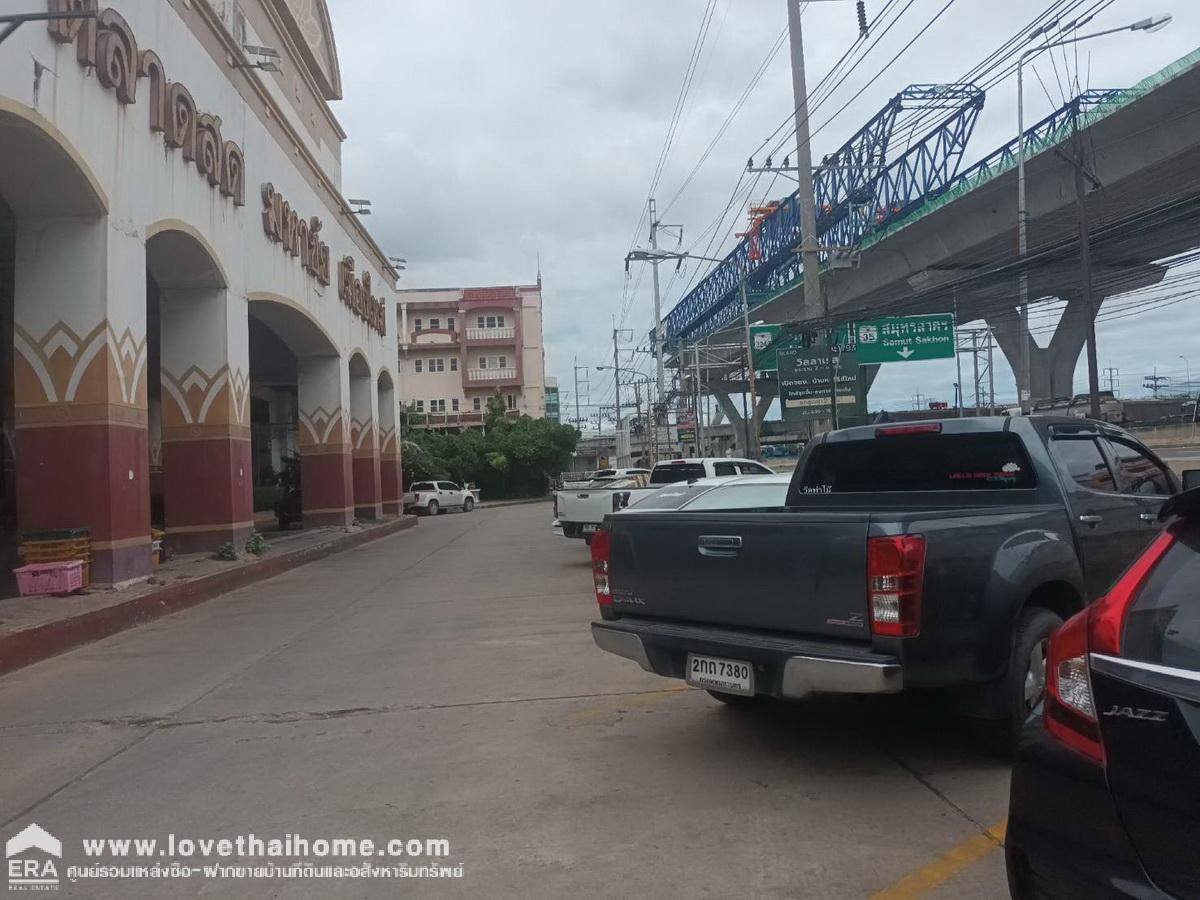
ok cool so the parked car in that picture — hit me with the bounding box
[403,481,479,515]
[554,473,649,543]
[1006,485,1200,899]
[623,474,791,513]
[555,458,774,543]
[561,468,650,490]
[590,417,1179,744]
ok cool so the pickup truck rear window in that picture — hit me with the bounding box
[797,433,1036,493]
[650,463,707,484]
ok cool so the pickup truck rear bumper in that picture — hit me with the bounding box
[591,619,902,696]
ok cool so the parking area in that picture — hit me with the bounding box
[0,502,1012,898]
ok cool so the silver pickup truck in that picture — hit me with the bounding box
[555,457,774,544]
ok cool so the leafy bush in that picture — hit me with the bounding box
[215,542,238,561]
[245,532,269,556]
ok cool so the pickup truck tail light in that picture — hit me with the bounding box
[867,535,925,637]
[553,495,559,519]
[1044,529,1175,764]
[591,528,612,607]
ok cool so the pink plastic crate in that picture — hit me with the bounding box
[14,560,85,596]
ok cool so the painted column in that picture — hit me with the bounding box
[13,218,151,583]
[297,354,353,526]
[157,273,252,553]
[378,374,401,515]
[350,363,382,520]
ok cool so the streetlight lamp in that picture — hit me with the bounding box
[1016,14,1172,414]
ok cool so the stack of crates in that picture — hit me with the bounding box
[18,528,91,588]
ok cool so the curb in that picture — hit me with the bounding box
[479,497,550,509]
[0,516,419,679]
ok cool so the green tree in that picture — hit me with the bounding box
[401,402,578,498]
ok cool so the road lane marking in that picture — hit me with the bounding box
[870,819,1007,900]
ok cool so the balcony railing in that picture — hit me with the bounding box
[467,367,517,382]
[465,327,515,341]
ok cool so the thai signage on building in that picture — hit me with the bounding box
[337,257,386,337]
[260,184,385,336]
[48,0,246,206]
[260,183,332,286]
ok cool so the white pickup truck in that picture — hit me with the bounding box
[554,457,773,544]
[403,480,480,515]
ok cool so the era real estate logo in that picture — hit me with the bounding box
[6,824,61,892]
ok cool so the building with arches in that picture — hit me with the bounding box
[0,0,401,584]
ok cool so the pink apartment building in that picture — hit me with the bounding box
[397,281,547,427]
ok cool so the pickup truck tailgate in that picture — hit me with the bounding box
[609,512,872,641]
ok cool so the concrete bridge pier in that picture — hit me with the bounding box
[985,264,1166,403]
[710,381,779,453]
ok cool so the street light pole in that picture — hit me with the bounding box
[1016,15,1172,415]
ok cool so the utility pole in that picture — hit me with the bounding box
[739,277,760,457]
[633,382,644,465]
[612,328,622,463]
[786,0,837,429]
[649,198,665,404]
[693,343,704,453]
[572,357,589,432]
[1070,120,1102,419]
[1144,369,1169,397]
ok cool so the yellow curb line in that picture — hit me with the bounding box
[870,819,1007,900]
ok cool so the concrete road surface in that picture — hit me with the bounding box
[0,503,1011,898]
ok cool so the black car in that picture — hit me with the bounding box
[1006,486,1200,899]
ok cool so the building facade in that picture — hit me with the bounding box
[544,376,560,423]
[396,282,546,427]
[0,0,401,584]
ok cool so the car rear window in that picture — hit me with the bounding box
[682,481,789,511]
[626,483,717,510]
[650,463,707,484]
[1123,526,1200,670]
[411,482,435,492]
[796,433,1036,493]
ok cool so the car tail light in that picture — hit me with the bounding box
[591,528,612,607]
[553,495,558,519]
[1043,529,1176,764]
[867,535,925,636]
[875,423,941,437]
[1088,530,1175,654]
[1044,609,1103,763]
[613,491,632,512]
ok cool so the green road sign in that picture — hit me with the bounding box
[852,314,955,364]
[777,346,866,423]
[750,324,787,371]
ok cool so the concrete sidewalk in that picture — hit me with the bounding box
[0,516,417,678]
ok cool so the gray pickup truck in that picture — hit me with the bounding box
[590,416,1184,744]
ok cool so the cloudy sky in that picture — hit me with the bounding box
[327,0,1199,421]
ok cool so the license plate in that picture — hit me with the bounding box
[686,654,754,695]
[581,524,598,534]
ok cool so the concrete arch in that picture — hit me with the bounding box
[348,349,371,379]
[377,367,395,391]
[245,292,339,358]
[0,98,107,216]
[145,220,230,290]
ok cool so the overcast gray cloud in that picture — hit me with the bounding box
[328,0,1200,420]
